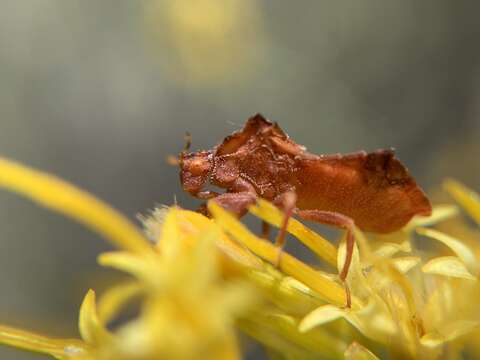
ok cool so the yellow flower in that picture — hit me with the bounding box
[1,155,480,360]
[296,180,480,359]
[0,157,254,359]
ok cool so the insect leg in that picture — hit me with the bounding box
[261,221,271,239]
[194,191,220,200]
[212,192,257,217]
[274,191,297,247]
[208,178,258,217]
[272,191,297,266]
[295,209,355,308]
[196,202,209,216]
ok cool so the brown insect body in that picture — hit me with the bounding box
[180,114,431,233]
[179,114,432,306]
[294,151,432,233]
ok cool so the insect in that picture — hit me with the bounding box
[177,114,432,306]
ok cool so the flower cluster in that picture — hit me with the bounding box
[0,156,479,359]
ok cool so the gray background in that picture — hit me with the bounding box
[0,1,480,359]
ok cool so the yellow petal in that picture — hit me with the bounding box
[186,229,221,292]
[391,256,421,273]
[209,202,354,307]
[353,227,374,258]
[443,320,480,342]
[248,198,337,266]
[0,324,87,359]
[355,300,397,338]
[248,269,323,316]
[300,305,371,340]
[371,258,417,315]
[144,207,263,269]
[240,311,347,358]
[422,256,477,281]
[444,179,480,226]
[0,157,151,254]
[422,281,454,334]
[421,320,480,348]
[420,332,444,348]
[404,204,459,231]
[78,289,113,346]
[178,209,263,268]
[373,243,402,258]
[299,305,345,332]
[344,342,379,360]
[97,251,154,281]
[373,242,410,258]
[156,206,183,256]
[211,331,242,360]
[417,227,477,272]
[97,281,144,324]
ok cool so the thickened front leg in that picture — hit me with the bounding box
[213,192,257,217]
[194,177,258,217]
[195,192,256,218]
[212,178,258,217]
[194,190,220,200]
[193,191,220,217]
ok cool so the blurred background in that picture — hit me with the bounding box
[0,1,480,358]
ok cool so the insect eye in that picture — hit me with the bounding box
[188,158,210,176]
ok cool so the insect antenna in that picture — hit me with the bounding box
[165,132,193,166]
[166,155,180,166]
[183,131,192,151]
